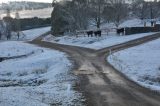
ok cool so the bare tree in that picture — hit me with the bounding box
[148,1,159,26]
[103,0,128,27]
[3,21,12,40]
[88,0,107,29]
[3,8,13,40]
[132,0,159,26]
[15,11,21,40]
[132,0,149,20]
[69,0,89,30]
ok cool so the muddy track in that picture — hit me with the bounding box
[29,33,160,106]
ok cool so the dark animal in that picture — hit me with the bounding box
[117,28,125,35]
[17,32,20,40]
[0,58,4,62]
[94,30,102,37]
[7,34,11,40]
[87,31,93,37]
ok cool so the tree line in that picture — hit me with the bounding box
[51,0,160,36]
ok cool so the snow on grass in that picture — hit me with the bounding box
[44,32,156,50]
[0,41,84,106]
[120,19,144,27]
[108,38,160,91]
[0,41,37,57]
[0,27,50,41]
[23,27,51,41]
[119,18,160,28]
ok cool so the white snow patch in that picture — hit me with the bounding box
[120,19,143,27]
[0,41,84,106]
[23,27,51,41]
[0,41,37,57]
[44,32,156,50]
[108,38,160,91]
[0,27,50,41]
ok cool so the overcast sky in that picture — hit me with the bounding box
[0,0,54,3]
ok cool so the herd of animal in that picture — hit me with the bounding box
[86,30,102,37]
[85,28,125,37]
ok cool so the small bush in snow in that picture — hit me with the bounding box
[18,72,28,76]
[32,68,47,75]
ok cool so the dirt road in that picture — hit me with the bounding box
[30,33,160,106]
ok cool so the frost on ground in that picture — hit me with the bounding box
[0,27,50,41]
[0,41,37,57]
[0,41,84,106]
[44,32,156,50]
[22,27,51,41]
[108,38,160,91]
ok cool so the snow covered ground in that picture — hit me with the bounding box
[120,18,160,28]
[0,41,84,106]
[108,38,160,91]
[120,19,148,27]
[22,27,51,41]
[44,32,156,50]
[0,27,50,41]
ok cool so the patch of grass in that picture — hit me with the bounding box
[32,65,49,75]
[142,75,160,83]
[0,78,47,87]
[49,102,62,106]
[18,72,28,76]
[32,68,47,75]
[6,72,12,76]
[7,53,11,57]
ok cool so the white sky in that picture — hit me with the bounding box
[0,0,54,3]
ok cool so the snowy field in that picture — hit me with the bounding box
[0,8,52,19]
[44,32,156,50]
[0,41,84,106]
[108,38,160,91]
[43,18,159,50]
[0,27,50,41]
[119,18,153,27]
[22,27,51,41]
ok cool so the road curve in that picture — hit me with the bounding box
[29,33,160,106]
